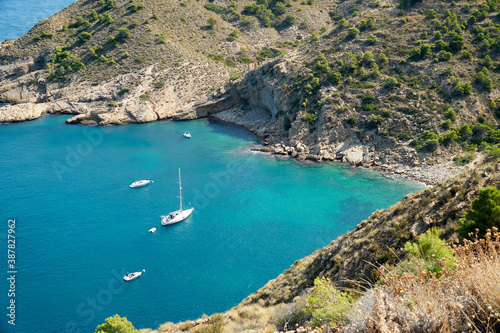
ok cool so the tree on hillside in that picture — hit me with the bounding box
[457,186,500,239]
[208,17,217,28]
[95,314,139,333]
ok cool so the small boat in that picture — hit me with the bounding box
[123,269,145,282]
[161,168,194,226]
[149,227,156,233]
[130,179,153,188]
[183,131,191,138]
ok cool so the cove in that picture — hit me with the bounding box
[0,115,423,332]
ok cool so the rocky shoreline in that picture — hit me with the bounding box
[209,108,463,186]
[249,142,461,186]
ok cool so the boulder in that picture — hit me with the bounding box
[343,146,365,165]
[312,144,321,155]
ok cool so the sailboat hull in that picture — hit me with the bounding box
[161,207,194,226]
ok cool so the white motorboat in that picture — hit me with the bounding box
[130,179,153,188]
[183,131,191,138]
[149,227,156,233]
[161,168,194,226]
[123,269,145,282]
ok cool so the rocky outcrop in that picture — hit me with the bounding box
[0,102,48,122]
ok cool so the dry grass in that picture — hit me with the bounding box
[344,229,500,332]
[222,304,276,332]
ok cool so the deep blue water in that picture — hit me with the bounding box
[0,0,75,42]
[0,116,423,332]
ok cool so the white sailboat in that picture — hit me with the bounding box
[161,168,194,226]
[123,269,145,282]
[130,179,153,188]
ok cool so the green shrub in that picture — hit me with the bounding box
[457,186,500,239]
[230,71,242,80]
[453,152,475,165]
[100,13,114,25]
[346,115,358,126]
[366,114,382,129]
[118,86,131,96]
[329,72,342,84]
[208,17,217,28]
[438,50,452,61]
[47,46,85,82]
[204,3,221,14]
[347,27,360,39]
[441,119,452,130]
[238,56,253,63]
[78,31,92,43]
[105,101,118,107]
[384,77,398,90]
[140,93,149,101]
[95,314,137,332]
[449,32,464,51]
[302,112,318,126]
[116,27,131,43]
[100,0,115,10]
[223,59,237,67]
[303,277,353,328]
[154,82,164,89]
[367,34,377,44]
[315,52,331,74]
[35,30,54,41]
[401,228,455,277]
[310,32,319,41]
[476,67,493,90]
[91,9,99,20]
[451,78,472,97]
[444,108,457,121]
[284,14,296,26]
[408,47,421,61]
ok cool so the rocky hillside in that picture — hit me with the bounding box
[0,0,331,124]
[183,0,500,183]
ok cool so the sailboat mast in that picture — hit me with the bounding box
[178,168,183,211]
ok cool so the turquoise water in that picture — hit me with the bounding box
[0,116,423,332]
[0,0,75,42]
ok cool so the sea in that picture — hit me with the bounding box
[0,2,424,332]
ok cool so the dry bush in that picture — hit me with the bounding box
[223,304,275,332]
[344,229,500,332]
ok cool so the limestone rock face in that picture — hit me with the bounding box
[0,102,48,122]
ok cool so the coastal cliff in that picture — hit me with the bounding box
[3,0,500,330]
